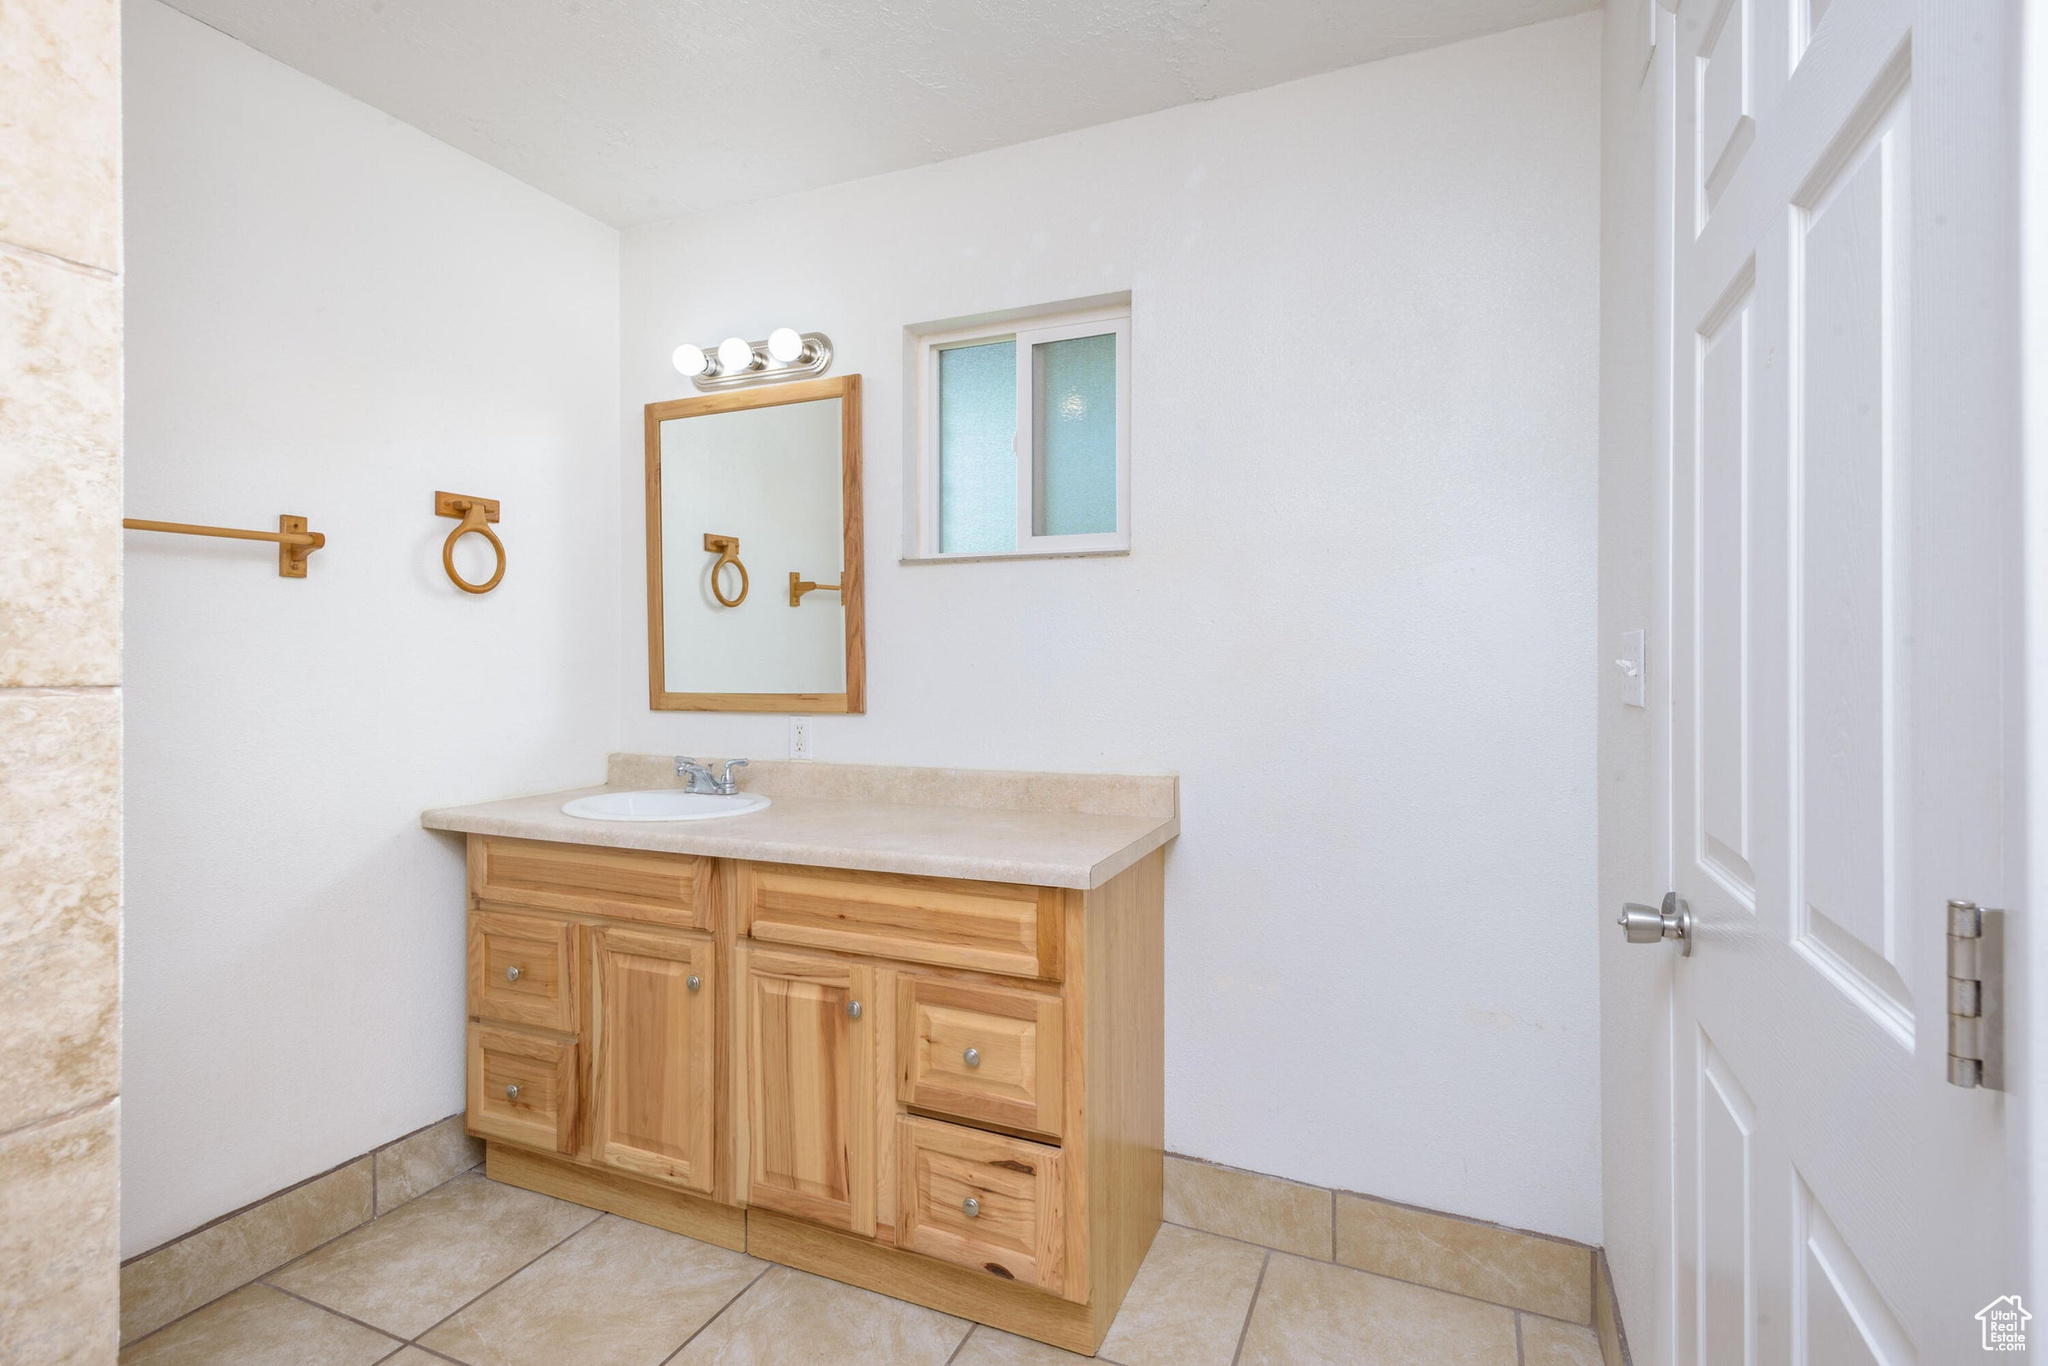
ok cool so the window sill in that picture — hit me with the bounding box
[899,548,1131,566]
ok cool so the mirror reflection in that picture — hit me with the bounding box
[645,377,863,711]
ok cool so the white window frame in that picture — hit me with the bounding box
[911,302,1131,561]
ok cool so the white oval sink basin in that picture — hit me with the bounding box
[561,790,771,822]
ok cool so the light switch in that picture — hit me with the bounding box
[1616,629,1646,708]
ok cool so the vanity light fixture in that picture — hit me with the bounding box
[716,336,755,374]
[671,327,834,391]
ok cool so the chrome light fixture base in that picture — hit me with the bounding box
[688,332,833,391]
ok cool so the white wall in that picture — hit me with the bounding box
[1596,0,1668,1343]
[121,0,620,1256]
[619,14,1604,1241]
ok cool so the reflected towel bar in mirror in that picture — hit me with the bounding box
[123,514,325,578]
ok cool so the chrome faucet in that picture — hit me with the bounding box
[675,756,749,796]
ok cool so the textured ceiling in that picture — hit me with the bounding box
[161,0,1596,227]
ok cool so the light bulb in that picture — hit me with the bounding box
[671,343,708,376]
[717,336,755,373]
[767,327,805,364]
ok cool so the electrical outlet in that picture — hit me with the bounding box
[789,716,813,760]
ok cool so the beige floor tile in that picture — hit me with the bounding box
[1521,1314,1603,1366]
[1238,1254,1518,1366]
[267,1172,598,1339]
[949,1325,1095,1365]
[1334,1193,1591,1322]
[420,1214,762,1366]
[1163,1157,1331,1259]
[121,1157,374,1344]
[1097,1223,1266,1366]
[377,1352,443,1365]
[375,1115,484,1215]
[118,1283,398,1366]
[669,1265,968,1366]
[0,1101,119,1364]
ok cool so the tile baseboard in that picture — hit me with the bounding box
[1164,1152,1625,1335]
[119,1113,481,1345]
[1595,1249,1634,1366]
[120,1133,1636,1357]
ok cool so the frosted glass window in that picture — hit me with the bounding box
[938,340,1017,555]
[917,304,1128,558]
[1032,333,1118,536]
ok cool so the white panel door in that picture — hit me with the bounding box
[1663,0,2017,1361]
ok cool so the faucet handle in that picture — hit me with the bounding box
[719,758,750,784]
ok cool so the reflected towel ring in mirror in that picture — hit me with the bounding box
[434,491,505,594]
[704,533,748,607]
[788,570,843,606]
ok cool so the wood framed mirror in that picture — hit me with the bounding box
[645,375,864,712]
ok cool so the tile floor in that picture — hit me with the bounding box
[118,1171,1603,1366]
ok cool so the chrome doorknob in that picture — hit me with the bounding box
[962,1197,981,1218]
[505,965,521,983]
[504,1084,520,1100]
[1619,893,1693,957]
[847,1000,862,1020]
[963,1047,981,1068]
[686,974,701,992]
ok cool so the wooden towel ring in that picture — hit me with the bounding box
[704,533,748,607]
[435,491,505,594]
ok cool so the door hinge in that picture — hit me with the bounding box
[1947,900,2005,1091]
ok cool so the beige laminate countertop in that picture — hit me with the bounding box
[420,785,1177,890]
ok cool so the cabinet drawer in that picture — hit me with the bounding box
[740,863,1061,980]
[467,1024,578,1155]
[896,1117,1065,1293]
[469,909,577,1032]
[473,836,712,930]
[898,976,1063,1136]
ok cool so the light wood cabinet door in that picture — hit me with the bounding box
[739,945,877,1236]
[590,926,717,1193]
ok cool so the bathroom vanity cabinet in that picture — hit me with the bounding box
[455,831,1163,1355]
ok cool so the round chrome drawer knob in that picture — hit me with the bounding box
[962,1196,980,1219]
[962,1048,981,1068]
[504,1084,520,1100]
[686,974,702,992]
[505,965,521,983]
[847,1000,863,1020]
